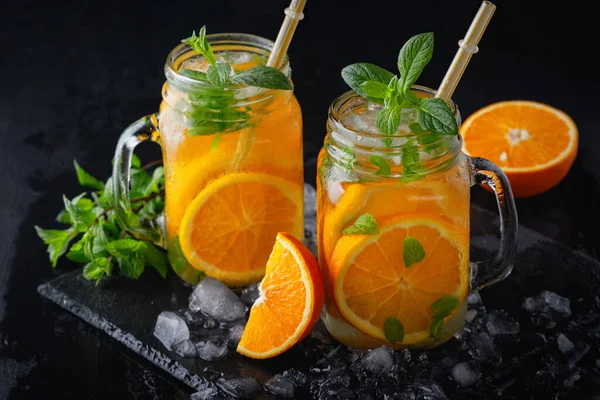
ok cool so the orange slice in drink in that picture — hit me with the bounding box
[461,100,578,198]
[322,179,465,267]
[329,215,469,344]
[237,232,324,359]
[179,173,303,287]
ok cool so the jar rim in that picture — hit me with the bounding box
[164,32,291,94]
[328,85,460,139]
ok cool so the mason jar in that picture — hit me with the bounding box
[317,86,517,349]
[112,33,304,286]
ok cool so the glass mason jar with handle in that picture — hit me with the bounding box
[112,33,304,286]
[317,86,517,349]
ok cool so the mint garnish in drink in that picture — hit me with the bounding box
[342,213,380,235]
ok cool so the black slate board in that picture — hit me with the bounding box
[37,204,600,399]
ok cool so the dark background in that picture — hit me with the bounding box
[0,0,598,398]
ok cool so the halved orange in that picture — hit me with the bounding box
[461,100,578,198]
[179,173,303,287]
[237,232,324,359]
[329,215,469,345]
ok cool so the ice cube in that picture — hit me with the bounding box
[217,375,263,399]
[468,332,501,364]
[264,374,295,398]
[304,183,317,217]
[399,107,418,125]
[282,368,308,389]
[239,283,260,307]
[310,371,351,399]
[451,361,481,387]
[523,290,572,328]
[194,337,229,362]
[189,277,246,322]
[173,339,197,358]
[465,309,478,323]
[468,292,483,306]
[226,324,245,349]
[556,333,575,353]
[356,345,394,377]
[341,111,380,135]
[226,51,252,65]
[153,311,190,350]
[189,386,225,400]
[180,308,219,330]
[486,312,520,336]
[563,370,582,390]
[408,380,448,400]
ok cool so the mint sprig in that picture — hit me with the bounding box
[182,26,292,91]
[342,213,380,235]
[35,157,168,284]
[430,295,460,340]
[341,32,459,137]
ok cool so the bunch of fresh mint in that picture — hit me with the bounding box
[35,156,168,284]
[340,32,459,181]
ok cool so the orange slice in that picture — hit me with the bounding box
[329,215,469,344]
[322,178,467,267]
[179,173,303,287]
[237,232,324,359]
[461,100,578,198]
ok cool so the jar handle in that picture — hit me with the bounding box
[111,113,163,246]
[468,156,519,292]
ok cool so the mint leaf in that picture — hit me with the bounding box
[430,317,445,340]
[432,295,460,319]
[359,80,388,100]
[66,239,90,263]
[182,26,216,66]
[179,69,208,81]
[168,236,189,274]
[131,154,142,168]
[341,63,394,100]
[35,226,75,267]
[144,243,168,278]
[384,316,404,343]
[418,98,458,135]
[401,144,420,166]
[376,101,401,136]
[83,260,105,281]
[116,251,146,279]
[343,213,379,235]
[403,236,425,267]
[206,62,232,89]
[142,167,164,196]
[63,195,95,232]
[409,122,427,134]
[105,239,144,258]
[211,133,223,152]
[74,161,104,190]
[56,196,94,224]
[232,66,292,90]
[397,32,434,94]
[370,155,390,176]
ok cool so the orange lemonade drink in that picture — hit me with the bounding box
[158,34,304,286]
[317,87,471,349]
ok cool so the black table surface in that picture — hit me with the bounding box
[1,0,598,399]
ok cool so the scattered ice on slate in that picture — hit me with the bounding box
[523,290,572,328]
[451,361,481,387]
[217,376,263,399]
[153,311,190,350]
[557,333,575,353]
[354,345,394,377]
[486,312,520,336]
[468,332,501,364]
[282,368,308,389]
[194,337,229,362]
[188,277,246,322]
[173,338,197,358]
[239,282,260,306]
[226,323,245,349]
[304,183,317,217]
[189,386,224,400]
[397,380,449,400]
[264,374,296,398]
[465,309,478,323]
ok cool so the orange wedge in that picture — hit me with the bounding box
[461,100,578,198]
[179,173,303,287]
[329,215,469,345]
[237,232,324,359]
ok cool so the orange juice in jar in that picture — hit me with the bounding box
[112,33,304,286]
[317,85,518,349]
